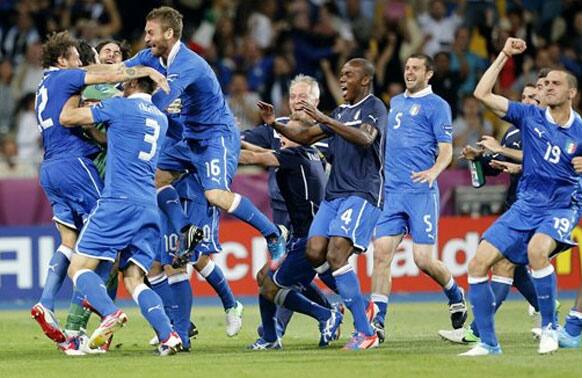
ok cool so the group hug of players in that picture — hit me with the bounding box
[29,5,582,357]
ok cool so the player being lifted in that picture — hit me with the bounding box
[260,58,388,350]
[30,31,167,353]
[119,6,286,264]
[462,37,582,356]
[371,54,466,341]
[61,76,184,356]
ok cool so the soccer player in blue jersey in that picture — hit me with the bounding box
[120,6,286,264]
[259,58,388,350]
[439,83,542,344]
[371,54,466,341]
[30,31,168,350]
[240,134,342,350]
[242,74,332,339]
[60,76,182,356]
[462,37,582,356]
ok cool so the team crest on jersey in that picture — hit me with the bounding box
[409,104,420,116]
[566,141,577,154]
[354,109,361,120]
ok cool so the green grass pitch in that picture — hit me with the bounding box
[1,300,580,378]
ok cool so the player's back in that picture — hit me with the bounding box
[325,94,387,207]
[35,68,100,161]
[509,103,582,209]
[91,94,168,205]
[385,87,452,192]
[162,43,235,140]
[275,146,326,237]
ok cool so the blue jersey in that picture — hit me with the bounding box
[35,68,100,161]
[274,146,326,237]
[91,93,168,204]
[321,94,387,207]
[384,86,453,192]
[125,42,235,140]
[504,102,582,209]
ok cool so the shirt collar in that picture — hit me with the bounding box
[159,41,181,69]
[544,107,575,128]
[339,93,372,108]
[128,93,152,102]
[404,85,433,98]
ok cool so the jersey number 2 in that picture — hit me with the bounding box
[36,86,54,131]
[139,118,161,161]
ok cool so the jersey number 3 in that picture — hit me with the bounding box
[139,118,161,161]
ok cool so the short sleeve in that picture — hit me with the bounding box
[241,125,274,148]
[502,102,537,129]
[123,49,149,68]
[359,99,387,134]
[91,97,122,125]
[430,100,453,143]
[63,69,87,92]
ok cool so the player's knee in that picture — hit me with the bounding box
[259,277,278,301]
[306,241,326,267]
[373,242,393,268]
[491,259,515,277]
[193,254,210,272]
[467,257,488,277]
[204,189,232,210]
[155,169,175,188]
[412,249,433,272]
[256,263,269,285]
[123,275,144,295]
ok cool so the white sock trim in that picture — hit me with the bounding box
[148,273,167,286]
[332,264,353,277]
[569,310,582,319]
[370,293,389,304]
[168,272,189,285]
[468,276,489,285]
[314,262,330,274]
[227,193,242,213]
[199,260,216,278]
[491,275,514,285]
[531,265,555,279]
[72,269,92,287]
[274,289,290,306]
[57,245,74,261]
[132,283,149,303]
[444,277,455,290]
[156,184,174,195]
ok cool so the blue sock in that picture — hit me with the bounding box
[443,277,463,304]
[259,294,277,342]
[200,260,236,311]
[513,265,539,312]
[158,185,189,232]
[73,269,118,317]
[39,246,72,310]
[491,277,512,311]
[228,194,278,238]
[303,283,331,308]
[169,273,192,348]
[275,289,331,322]
[274,306,293,334]
[468,278,498,347]
[531,266,558,328]
[316,264,338,293]
[334,266,374,336]
[371,293,389,325]
[134,284,173,342]
[564,309,582,337]
[150,274,178,325]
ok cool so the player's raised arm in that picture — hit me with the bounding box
[258,101,327,146]
[473,38,526,117]
[298,100,378,147]
[59,95,95,127]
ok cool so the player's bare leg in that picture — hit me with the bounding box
[370,235,402,342]
[413,243,467,329]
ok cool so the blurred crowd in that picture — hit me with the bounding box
[0,0,581,177]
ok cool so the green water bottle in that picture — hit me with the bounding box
[469,160,486,188]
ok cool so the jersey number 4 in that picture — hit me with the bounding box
[139,118,161,161]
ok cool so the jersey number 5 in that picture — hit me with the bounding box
[393,112,403,129]
[139,118,161,161]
